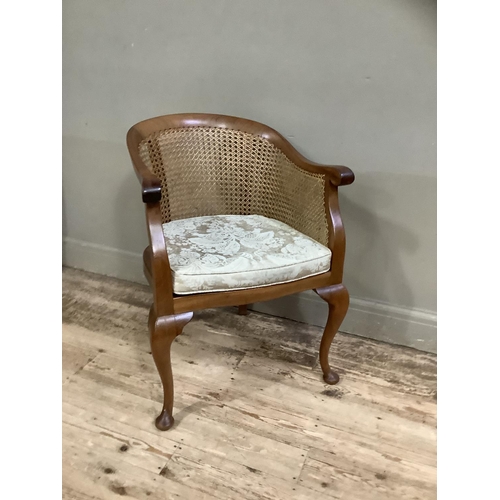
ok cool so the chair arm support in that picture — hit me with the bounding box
[325,180,349,283]
[145,203,175,316]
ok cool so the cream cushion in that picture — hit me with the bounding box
[162,214,331,295]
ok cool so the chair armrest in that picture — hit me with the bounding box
[281,146,354,186]
[140,169,162,204]
[127,127,162,203]
[312,164,355,186]
[267,130,355,186]
[276,135,353,282]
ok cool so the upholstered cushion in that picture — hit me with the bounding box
[162,214,331,295]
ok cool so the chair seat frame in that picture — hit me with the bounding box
[127,113,354,430]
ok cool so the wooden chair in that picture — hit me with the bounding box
[126,113,355,430]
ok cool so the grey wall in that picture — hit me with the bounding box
[63,0,436,351]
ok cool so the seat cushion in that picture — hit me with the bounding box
[162,214,331,294]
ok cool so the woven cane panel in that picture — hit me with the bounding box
[138,127,328,245]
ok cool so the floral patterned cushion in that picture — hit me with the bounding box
[162,214,331,294]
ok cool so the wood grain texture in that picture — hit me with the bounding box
[62,267,436,499]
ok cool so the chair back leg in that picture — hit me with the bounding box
[237,304,249,315]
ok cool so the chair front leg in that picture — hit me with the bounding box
[314,284,349,385]
[149,307,193,430]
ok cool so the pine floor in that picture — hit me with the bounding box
[62,267,437,500]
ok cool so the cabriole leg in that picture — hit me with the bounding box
[314,284,349,385]
[148,307,193,430]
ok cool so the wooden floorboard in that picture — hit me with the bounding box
[62,267,436,499]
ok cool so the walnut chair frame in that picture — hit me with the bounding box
[127,113,354,430]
